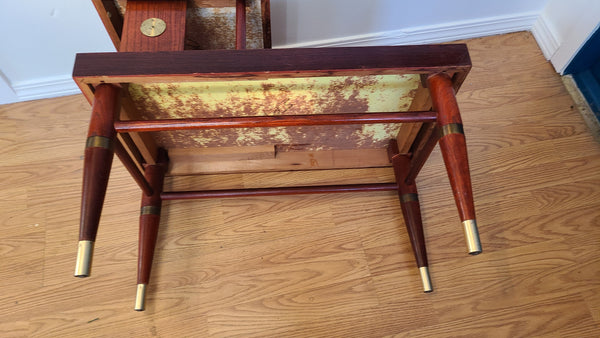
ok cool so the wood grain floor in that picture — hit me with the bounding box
[1,32,599,337]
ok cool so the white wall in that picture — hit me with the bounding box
[271,0,547,47]
[532,0,600,73]
[0,0,115,104]
[0,0,551,104]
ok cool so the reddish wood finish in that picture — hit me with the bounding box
[427,73,476,221]
[389,142,428,269]
[79,84,120,242]
[260,0,271,48]
[73,45,471,84]
[113,139,154,196]
[86,86,118,139]
[102,0,124,40]
[405,122,440,185]
[91,0,124,50]
[236,0,246,49]
[114,111,437,133]
[120,0,187,52]
[161,183,397,200]
[118,132,149,170]
[137,149,168,285]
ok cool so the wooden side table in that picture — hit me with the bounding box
[74,0,480,311]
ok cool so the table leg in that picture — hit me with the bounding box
[427,73,481,255]
[75,84,120,277]
[135,149,168,311]
[389,145,432,292]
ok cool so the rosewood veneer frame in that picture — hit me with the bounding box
[75,0,480,311]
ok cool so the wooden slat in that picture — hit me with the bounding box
[73,45,471,86]
[167,147,392,175]
[260,0,272,48]
[91,0,123,50]
[235,0,246,50]
[114,111,437,132]
[161,183,397,200]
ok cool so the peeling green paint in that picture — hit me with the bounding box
[128,74,420,149]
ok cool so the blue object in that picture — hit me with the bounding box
[565,26,600,120]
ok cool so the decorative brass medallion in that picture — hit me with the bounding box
[140,18,166,37]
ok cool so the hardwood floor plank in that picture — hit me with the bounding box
[563,155,600,181]
[0,320,28,337]
[206,277,379,337]
[152,250,371,313]
[393,293,597,337]
[531,178,600,212]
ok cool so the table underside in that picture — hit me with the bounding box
[128,74,420,149]
[73,45,470,173]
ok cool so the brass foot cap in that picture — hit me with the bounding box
[462,219,482,255]
[74,240,94,277]
[419,266,433,293]
[134,284,147,311]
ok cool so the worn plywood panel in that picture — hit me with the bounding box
[167,147,392,174]
[128,74,420,149]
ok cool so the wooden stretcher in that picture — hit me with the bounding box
[74,0,481,311]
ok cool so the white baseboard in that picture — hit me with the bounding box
[531,13,560,60]
[8,77,80,104]
[276,12,539,48]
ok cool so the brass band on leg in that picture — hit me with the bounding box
[140,205,161,216]
[400,193,419,203]
[419,266,433,293]
[134,284,147,311]
[74,240,94,277]
[462,219,482,255]
[85,136,113,150]
[440,123,464,137]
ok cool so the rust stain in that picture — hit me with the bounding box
[185,1,265,50]
[128,74,420,149]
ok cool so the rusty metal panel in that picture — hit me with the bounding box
[127,74,421,149]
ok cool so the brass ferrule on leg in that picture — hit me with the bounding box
[134,284,147,311]
[419,266,433,293]
[440,123,465,137]
[85,135,113,150]
[74,240,94,277]
[462,219,482,255]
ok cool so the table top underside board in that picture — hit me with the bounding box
[73,45,470,174]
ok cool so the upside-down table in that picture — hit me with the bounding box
[73,0,481,311]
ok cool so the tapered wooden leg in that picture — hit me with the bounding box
[135,149,168,311]
[427,73,481,255]
[75,84,120,277]
[389,142,432,292]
